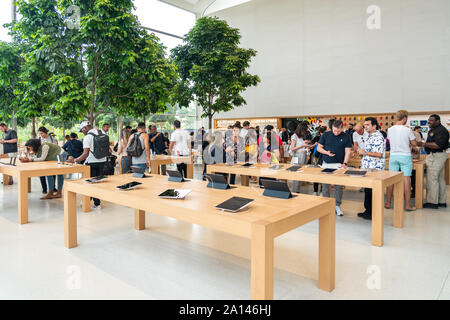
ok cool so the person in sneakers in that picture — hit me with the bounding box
[423,114,449,209]
[385,110,417,211]
[68,121,109,210]
[356,117,386,220]
[20,139,64,200]
[317,120,352,216]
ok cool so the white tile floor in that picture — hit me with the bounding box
[0,166,449,300]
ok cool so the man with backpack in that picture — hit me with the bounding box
[127,122,150,172]
[68,121,111,210]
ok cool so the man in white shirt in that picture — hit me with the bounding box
[68,121,107,209]
[239,121,250,139]
[385,110,417,211]
[353,124,369,152]
[169,120,191,178]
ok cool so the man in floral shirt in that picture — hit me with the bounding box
[356,117,386,220]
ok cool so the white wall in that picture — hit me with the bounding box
[211,0,450,120]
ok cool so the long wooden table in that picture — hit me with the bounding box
[64,174,335,300]
[0,161,90,224]
[207,163,404,247]
[347,157,425,209]
[150,155,193,179]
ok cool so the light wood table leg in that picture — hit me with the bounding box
[318,201,335,292]
[134,209,146,230]
[18,173,29,225]
[241,175,250,187]
[251,223,273,300]
[371,181,384,247]
[393,178,404,229]
[64,189,78,248]
[81,169,91,213]
[151,162,160,175]
[28,178,31,193]
[3,174,10,186]
[415,163,424,209]
[187,163,193,179]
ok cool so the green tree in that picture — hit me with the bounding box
[10,0,177,126]
[171,17,260,129]
[0,41,22,125]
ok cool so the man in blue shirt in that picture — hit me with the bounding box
[317,120,352,216]
[62,133,84,161]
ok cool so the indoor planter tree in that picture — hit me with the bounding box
[171,16,261,130]
[10,0,177,126]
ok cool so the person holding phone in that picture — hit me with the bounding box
[317,120,352,216]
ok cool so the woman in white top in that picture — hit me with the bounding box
[290,124,310,192]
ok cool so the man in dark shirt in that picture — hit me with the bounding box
[423,114,449,209]
[317,120,352,216]
[149,125,166,155]
[345,123,355,144]
[62,133,84,160]
[0,123,18,185]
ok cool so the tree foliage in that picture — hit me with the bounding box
[6,0,177,126]
[171,17,260,129]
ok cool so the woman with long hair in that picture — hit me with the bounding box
[117,127,132,174]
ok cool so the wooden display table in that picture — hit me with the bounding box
[207,163,404,247]
[0,160,90,224]
[347,157,425,209]
[150,155,193,179]
[64,174,336,300]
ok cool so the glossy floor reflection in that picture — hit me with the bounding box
[0,166,449,300]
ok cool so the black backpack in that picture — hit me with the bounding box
[127,133,144,157]
[88,130,111,159]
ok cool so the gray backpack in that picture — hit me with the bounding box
[127,133,144,157]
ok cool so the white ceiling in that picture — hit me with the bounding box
[159,0,252,16]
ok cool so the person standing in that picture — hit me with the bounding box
[290,124,309,192]
[345,123,355,144]
[69,122,109,210]
[385,110,417,211]
[117,128,132,174]
[240,121,250,139]
[280,127,289,144]
[149,125,166,155]
[62,133,83,161]
[20,139,64,199]
[356,117,386,220]
[38,127,58,194]
[423,114,449,209]
[169,120,191,178]
[127,122,150,172]
[0,123,18,185]
[353,123,369,153]
[317,120,352,216]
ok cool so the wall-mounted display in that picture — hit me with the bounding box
[410,120,419,127]
[420,120,428,126]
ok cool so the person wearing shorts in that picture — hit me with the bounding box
[385,110,417,211]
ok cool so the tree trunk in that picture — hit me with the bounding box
[118,116,123,141]
[62,120,65,138]
[142,113,146,127]
[31,117,36,139]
